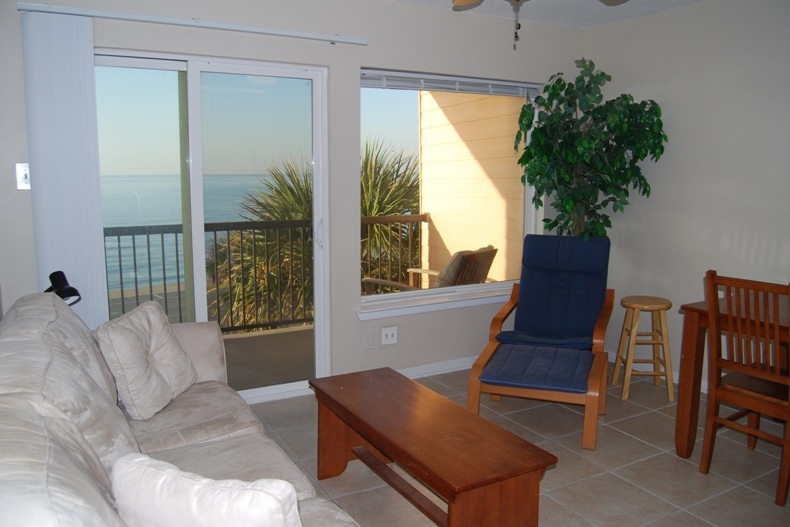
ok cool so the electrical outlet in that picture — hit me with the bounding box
[363,331,375,351]
[381,326,398,345]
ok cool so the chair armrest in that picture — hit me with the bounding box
[407,268,439,276]
[469,340,502,381]
[592,289,615,353]
[407,268,439,287]
[588,351,609,415]
[170,321,227,383]
[488,283,520,342]
[362,277,418,294]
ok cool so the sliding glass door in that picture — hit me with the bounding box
[96,56,324,392]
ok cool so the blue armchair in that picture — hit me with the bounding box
[467,235,614,449]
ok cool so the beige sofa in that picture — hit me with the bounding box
[0,293,358,527]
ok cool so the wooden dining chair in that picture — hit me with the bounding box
[699,270,790,506]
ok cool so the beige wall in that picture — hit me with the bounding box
[580,0,790,368]
[0,0,36,304]
[2,0,788,382]
[419,92,525,283]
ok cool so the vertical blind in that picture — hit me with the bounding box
[22,12,108,328]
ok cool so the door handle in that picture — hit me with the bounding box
[315,218,323,248]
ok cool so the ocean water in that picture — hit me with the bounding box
[102,174,266,226]
[102,174,270,290]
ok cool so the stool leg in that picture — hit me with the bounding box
[659,309,674,401]
[621,308,641,400]
[651,311,662,386]
[612,308,633,386]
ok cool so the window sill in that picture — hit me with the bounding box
[357,281,515,321]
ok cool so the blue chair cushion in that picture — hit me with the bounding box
[495,330,593,351]
[513,235,610,344]
[479,344,594,394]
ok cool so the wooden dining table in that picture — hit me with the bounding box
[675,298,790,458]
[674,300,709,458]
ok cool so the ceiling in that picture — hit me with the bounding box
[389,0,703,29]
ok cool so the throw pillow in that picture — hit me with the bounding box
[112,453,302,527]
[96,301,197,420]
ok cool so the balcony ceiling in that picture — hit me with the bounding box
[388,0,703,29]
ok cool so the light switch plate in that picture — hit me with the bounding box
[16,163,30,190]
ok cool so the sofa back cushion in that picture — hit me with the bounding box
[0,293,117,399]
[0,393,125,527]
[97,301,198,420]
[0,294,139,476]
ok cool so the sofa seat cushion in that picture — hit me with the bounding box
[0,394,124,527]
[97,301,198,420]
[113,453,302,527]
[129,380,265,453]
[152,432,315,501]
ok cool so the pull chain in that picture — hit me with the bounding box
[513,1,523,50]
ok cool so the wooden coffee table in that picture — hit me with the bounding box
[309,367,557,527]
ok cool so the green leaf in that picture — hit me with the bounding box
[514,57,667,237]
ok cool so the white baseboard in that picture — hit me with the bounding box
[240,352,707,405]
[239,356,478,405]
[396,356,477,379]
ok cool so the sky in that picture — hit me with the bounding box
[95,66,418,176]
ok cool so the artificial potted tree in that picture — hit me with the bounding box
[515,58,668,238]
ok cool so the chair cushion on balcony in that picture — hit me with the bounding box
[97,302,198,420]
[435,250,466,287]
[479,344,593,394]
[495,330,593,350]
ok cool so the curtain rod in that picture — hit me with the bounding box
[17,2,368,46]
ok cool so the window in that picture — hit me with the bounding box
[359,69,541,305]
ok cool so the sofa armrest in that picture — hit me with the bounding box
[170,322,227,383]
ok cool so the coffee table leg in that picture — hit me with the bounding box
[316,400,352,479]
[448,471,542,527]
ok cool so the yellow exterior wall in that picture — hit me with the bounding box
[419,91,525,285]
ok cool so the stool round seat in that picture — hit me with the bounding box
[620,295,672,311]
[612,295,674,401]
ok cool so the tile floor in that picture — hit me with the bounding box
[250,367,790,527]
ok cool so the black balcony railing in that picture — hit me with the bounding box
[104,213,428,333]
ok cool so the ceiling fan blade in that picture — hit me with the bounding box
[598,0,630,5]
[452,0,484,11]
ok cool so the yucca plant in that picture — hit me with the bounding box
[207,160,313,330]
[360,140,420,284]
[207,140,420,329]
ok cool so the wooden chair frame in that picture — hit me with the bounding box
[699,270,790,506]
[468,284,615,449]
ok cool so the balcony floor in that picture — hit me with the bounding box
[225,325,314,390]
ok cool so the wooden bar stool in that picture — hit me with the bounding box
[612,295,674,401]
